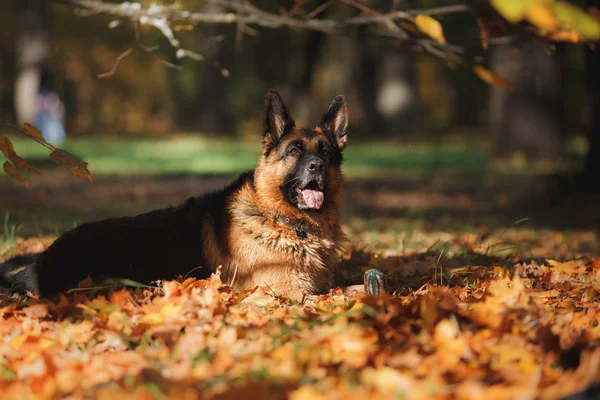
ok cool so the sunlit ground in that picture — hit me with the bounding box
[0,133,595,244]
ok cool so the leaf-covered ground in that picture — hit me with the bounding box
[1,138,600,399]
[1,226,600,400]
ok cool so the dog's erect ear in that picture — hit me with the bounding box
[263,89,294,144]
[319,95,348,150]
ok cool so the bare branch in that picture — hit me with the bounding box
[408,5,472,16]
[97,47,133,78]
[49,0,470,61]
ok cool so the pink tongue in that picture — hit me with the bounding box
[301,189,324,209]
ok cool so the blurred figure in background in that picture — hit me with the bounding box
[34,86,66,146]
[14,0,66,146]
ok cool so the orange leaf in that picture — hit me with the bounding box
[473,65,516,91]
[546,28,585,42]
[10,155,42,176]
[50,149,94,182]
[22,122,46,143]
[0,135,17,159]
[414,15,446,44]
[9,334,28,348]
[526,3,558,29]
[3,161,29,187]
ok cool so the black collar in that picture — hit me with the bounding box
[277,215,321,239]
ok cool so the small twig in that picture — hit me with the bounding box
[50,0,482,70]
[183,266,205,279]
[340,0,379,16]
[408,4,472,16]
[304,1,333,19]
[97,47,133,78]
[228,264,238,287]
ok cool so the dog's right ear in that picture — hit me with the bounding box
[263,89,294,145]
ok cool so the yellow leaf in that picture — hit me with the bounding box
[40,338,56,349]
[50,149,94,182]
[3,161,29,187]
[473,65,516,91]
[360,367,413,393]
[289,386,325,400]
[414,14,446,44]
[139,313,164,325]
[0,135,17,159]
[22,122,46,143]
[9,334,28,348]
[551,1,600,40]
[491,0,549,23]
[139,303,182,325]
[76,303,98,315]
[527,3,558,29]
[547,259,587,274]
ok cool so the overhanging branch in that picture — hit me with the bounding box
[48,0,470,64]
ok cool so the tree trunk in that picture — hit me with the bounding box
[490,37,563,160]
[194,3,234,134]
[14,0,49,125]
[584,0,600,179]
[357,0,416,137]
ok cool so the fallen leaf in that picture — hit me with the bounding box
[547,259,586,274]
[289,386,325,400]
[360,367,413,393]
[9,334,28,349]
[241,287,275,307]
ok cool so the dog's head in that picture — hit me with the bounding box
[254,90,347,222]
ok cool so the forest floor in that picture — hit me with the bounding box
[0,136,599,399]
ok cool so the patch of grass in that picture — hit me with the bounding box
[1,213,20,249]
[6,133,588,178]
[6,135,492,177]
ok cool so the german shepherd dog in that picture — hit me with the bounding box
[0,90,349,301]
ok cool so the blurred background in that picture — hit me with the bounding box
[0,0,598,253]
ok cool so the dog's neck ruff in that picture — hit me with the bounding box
[238,177,323,240]
[276,214,322,239]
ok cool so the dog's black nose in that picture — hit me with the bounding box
[307,158,324,173]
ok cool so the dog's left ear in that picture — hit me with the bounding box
[263,89,294,144]
[319,95,348,150]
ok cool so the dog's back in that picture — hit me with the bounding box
[0,172,252,295]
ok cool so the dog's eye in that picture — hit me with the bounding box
[289,148,299,156]
[322,149,329,157]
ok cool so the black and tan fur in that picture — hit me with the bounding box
[0,90,349,301]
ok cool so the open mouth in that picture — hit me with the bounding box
[295,181,324,210]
